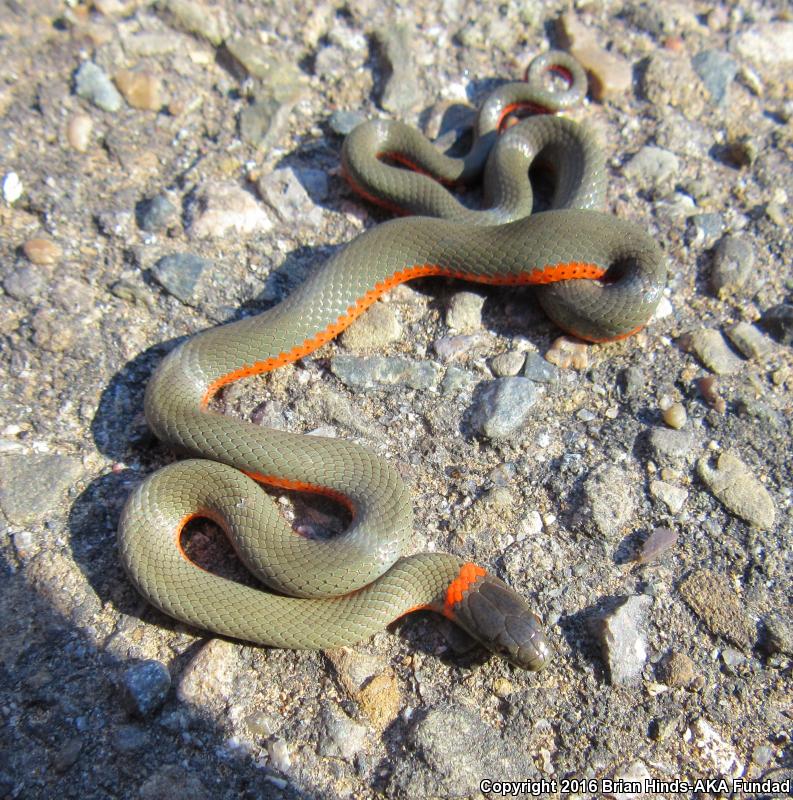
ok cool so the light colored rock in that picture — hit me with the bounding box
[67,113,93,151]
[650,480,688,514]
[445,291,484,333]
[697,451,775,529]
[678,328,743,374]
[188,182,273,238]
[732,22,793,67]
[556,12,632,101]
[23,237,62,265]
[545,336,588,370]
[340,302,401,352]
[115,69,164,110]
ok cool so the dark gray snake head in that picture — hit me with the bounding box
[449,572,551,671]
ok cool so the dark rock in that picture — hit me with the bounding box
[691,50,737,105]
[119,660,171,717]
[759,303,793,346]
[469,377,542,439]
[136,195,178,232]
[151,253,212,304]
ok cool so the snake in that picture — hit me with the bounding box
[118,51,665,671]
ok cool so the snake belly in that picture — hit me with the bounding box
[117,51,665,671]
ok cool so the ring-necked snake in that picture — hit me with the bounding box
[118,51,665,671]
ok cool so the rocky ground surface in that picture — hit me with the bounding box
[1,1,792,798]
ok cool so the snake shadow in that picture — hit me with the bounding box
[0,548,329,799]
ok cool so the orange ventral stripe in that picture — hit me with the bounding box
[443,562,487,618]
[497,101,552,132]
[242,470,355,514]
[201,260,606,406]
[378,151,458,186]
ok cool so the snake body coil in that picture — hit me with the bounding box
[118,52,665,671]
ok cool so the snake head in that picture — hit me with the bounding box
[447,570,551,671]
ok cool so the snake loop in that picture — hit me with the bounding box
[118,51,666,671]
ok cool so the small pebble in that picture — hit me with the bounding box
[759,303,793,346]
[67,112,93,152]
[3,265,45,300]
[679,569,754,649]
[164,0,230,45]
[519,510,543,538]
[678,328,743,375]
[445,291,484,333]
[720,647,745,671]
[687,213,725,248]
[649,480,688,514]
[433,332,487,361]
[136,194,177,232]
[340,303,401,352]
[375,24,422,114]
[119,660,171,717]
[710,235,754,299]
[545,336,588,370]
[584,464,635,539]
[691,50,737,106]
[151,253,211,304]
[490,350,525,377]
[649,426,696,464]
[724,322,774,360]
[74,61,123,112]
[23,237,62,265]
[556,12,632,100]
[267,737,291,772]
[440,366,477,395]
[258,167,323,227]
[317,706,367,761]
[355,672,401,730]
[522,351,559,383]
[662,402,687,429]
[469,377,542,440]
[751,745,774,768]
[115,69,163,110]
[329,109,366,136]
[689,718,743,778]
[226,36,305,84]
[331,355,441,391]
[656,651,695,687]
[636,526,678,564]
[760,614,793,656]
[619,366,645,399]
[597,595,651,685]
[187,182,273,239]
[697,376,726,413]
[492,677,513,698]
[697,450,776,530]
[732,21,793,67]
[2,172,23,204]
[623,146,679,193]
